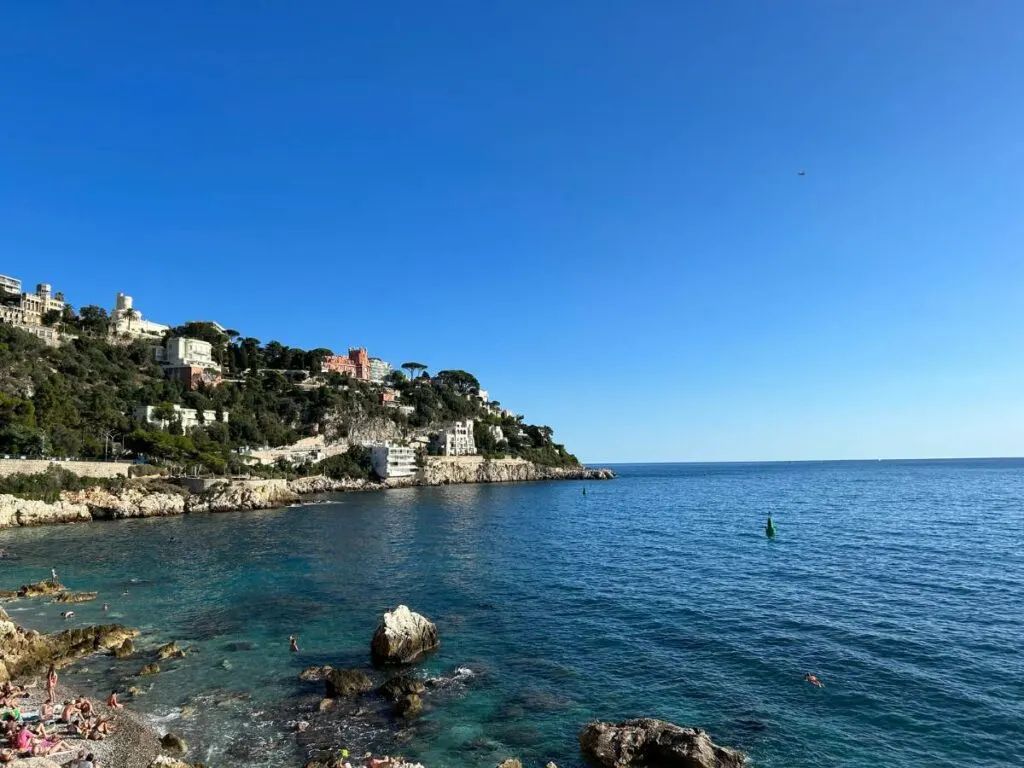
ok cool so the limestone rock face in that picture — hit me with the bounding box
[63,486,187,519]
[578,719,746,768]
[287,475,377,494]
[324,668,373,698]
[0,494,92,529]
[420,457,614,486]
[371,605,439,665]
[188,479,298,513]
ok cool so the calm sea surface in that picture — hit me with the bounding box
[1,460,1022,767]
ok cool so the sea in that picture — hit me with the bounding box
[1,460,1022,768]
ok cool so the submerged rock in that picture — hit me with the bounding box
[324,668,373,698]
[370,605,439,665]
[114,638,135,658]
[156,641,184,660]
[379,675,426,700]
[578,719,746,768]
[299,664,334,682]
[139,662,161,676]
[497,761,522,768]
[160,732,189,754]
[55,591,98,603]
[394,692,423,718]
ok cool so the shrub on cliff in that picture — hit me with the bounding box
[0,466,115,502]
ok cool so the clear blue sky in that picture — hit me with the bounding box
[2,2,1022,463]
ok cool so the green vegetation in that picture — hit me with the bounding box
[0,466,119,503]
[0,317,579,479]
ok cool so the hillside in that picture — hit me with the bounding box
[0,319,579,482]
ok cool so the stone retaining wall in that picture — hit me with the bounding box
[0,459,131,479]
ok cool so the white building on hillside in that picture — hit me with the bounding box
[135,404,227,431]
[155,337,217,369]
[371,444,418,479]
[111,293,170,340]
[0,275,21,297]
[432,420,476,456]
[0,279,67,346]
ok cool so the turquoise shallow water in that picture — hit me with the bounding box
[1,460,1023,767]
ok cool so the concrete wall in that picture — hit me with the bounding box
[0,459,131,479]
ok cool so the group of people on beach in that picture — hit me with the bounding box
[0,667,119,763]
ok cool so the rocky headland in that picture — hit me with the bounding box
[0,459,614,530]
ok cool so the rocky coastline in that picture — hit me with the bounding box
[0,587,744,768]
[0,461,614,531]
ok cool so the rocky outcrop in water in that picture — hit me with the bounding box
[0,606,138,681]
[371,605,439,665]
[18,579,64,598]
[578,719,746,768]
[324,668,373,698]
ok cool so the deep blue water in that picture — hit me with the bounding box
[1,460,1023,767]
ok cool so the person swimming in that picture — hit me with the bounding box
[289,635,299,653]
[804,673,824,688]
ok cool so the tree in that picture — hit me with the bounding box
[384,370,408,387]
[77,305,110,337]
[401,362,427,381]
[41,309,62,327]
[434,369,480,396]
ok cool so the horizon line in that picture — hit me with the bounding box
[584,455,1024,466]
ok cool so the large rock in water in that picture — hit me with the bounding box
[0,606,139,680]
[578,719,745,768]
[324,668,373,698]
[370,605,439,665]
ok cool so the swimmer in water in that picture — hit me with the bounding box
[289,635,299,653]
[102,604,109,612]
[61,611,75,620]
[804,673,824,688]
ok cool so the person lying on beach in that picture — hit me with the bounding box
[106,691,123,710]
[804,673,824,688]
[0,706,21,723]
[14,725,33,753]
[30,729,72,756]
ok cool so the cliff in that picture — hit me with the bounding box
[419,456,614,485]
[0,461,613,530]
